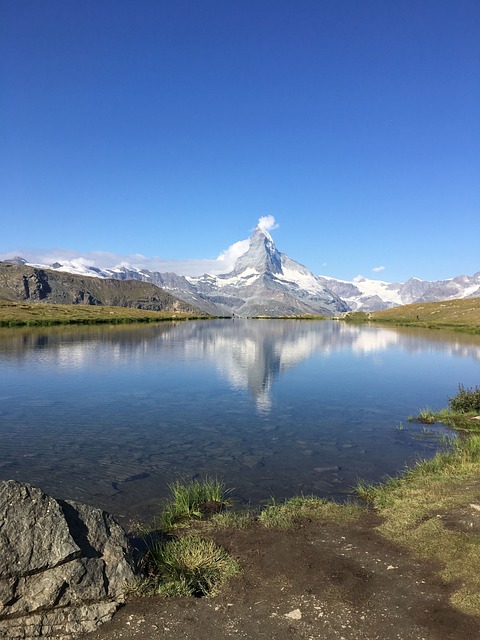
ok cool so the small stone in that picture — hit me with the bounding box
[285,609,302,620]
[313,465,339,473]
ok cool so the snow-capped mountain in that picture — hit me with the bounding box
[4,229,479,314]
[318,272,480,311]
[7,228,348,317]
[183,226,349,316]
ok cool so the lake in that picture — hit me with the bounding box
[1,319,479,527]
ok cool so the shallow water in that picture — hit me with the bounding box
[1,319,479,526]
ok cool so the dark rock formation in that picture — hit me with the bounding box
[0,480,136,639]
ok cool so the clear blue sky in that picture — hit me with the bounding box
[1,0,479,282]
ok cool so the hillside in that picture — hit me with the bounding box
[0,262,204,315]
[369,297,480,332]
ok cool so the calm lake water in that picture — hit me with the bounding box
[1,319,480,527]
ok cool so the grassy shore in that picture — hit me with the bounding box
[353,297,480,334]
[0,300,209,327]
[355,433,480,615]
[136,419,480,615]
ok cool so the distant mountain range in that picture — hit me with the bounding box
[317,272,480,311]
[2,227,479,315]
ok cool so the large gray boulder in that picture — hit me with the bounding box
[0,480,136,639]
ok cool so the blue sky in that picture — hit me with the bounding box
[1,0,479,282]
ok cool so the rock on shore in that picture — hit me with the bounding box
[0,480,136,639]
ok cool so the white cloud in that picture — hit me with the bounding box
[0,217,280,277]
[216,239,250,270]
[0,240,250,278]
[372,265,385,273]
[0,249,222,277]
[257,215,279,233]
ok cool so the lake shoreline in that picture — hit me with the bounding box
[343,297,480,335]
[2,297,480,335]
[86,433,480,640]
[0,300,215,327]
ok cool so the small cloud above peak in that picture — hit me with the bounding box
[372,265,385,273]
[257,215,279,233]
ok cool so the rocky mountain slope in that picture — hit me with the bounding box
[0,262,202,314]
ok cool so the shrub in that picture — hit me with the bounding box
[448,384,480,414]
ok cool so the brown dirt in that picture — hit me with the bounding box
[84,511,480,640]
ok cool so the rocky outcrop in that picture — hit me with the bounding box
[0,480,136,639]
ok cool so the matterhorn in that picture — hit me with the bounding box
[165,225,350,317]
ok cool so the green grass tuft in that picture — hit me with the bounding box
[140,534,239,597]
[416,407,438,424]
[160,477,233,531]
[207,510,255,529]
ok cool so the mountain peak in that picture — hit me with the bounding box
[231,225,282,275]
[3,256,27,265]
[252,224,273,241]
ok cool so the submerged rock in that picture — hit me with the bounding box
[0,480,136,639]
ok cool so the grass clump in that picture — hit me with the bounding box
[355,476,404,509]
[207,510,255,530]
[140,534,239,597]
[414,407,437,424]
[160,477,232,531]
[258,495,362,529]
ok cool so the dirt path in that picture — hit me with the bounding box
[85,512,480,640]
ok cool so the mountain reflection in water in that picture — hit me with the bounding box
[1,319,479,525]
